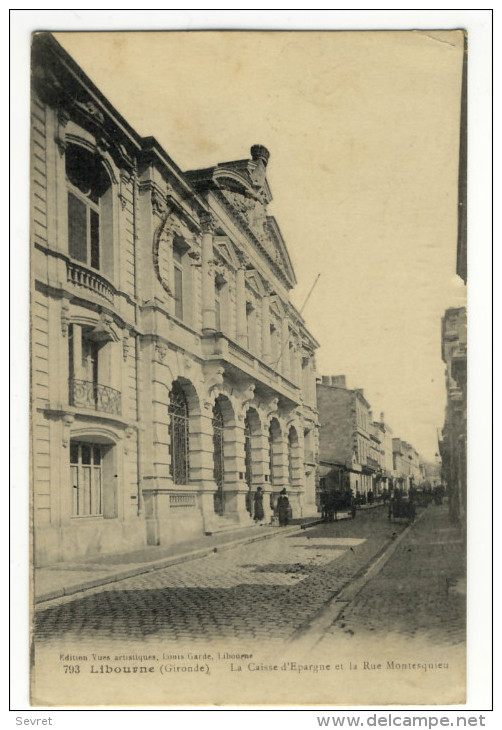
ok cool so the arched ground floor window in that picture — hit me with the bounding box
[169,381,190,485]
[244,408,261,515]
[212,399,225,515]
[269,417,282,512]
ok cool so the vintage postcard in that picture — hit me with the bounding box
[29,29,468,706]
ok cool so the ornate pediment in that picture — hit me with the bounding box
[218,187,294,283]
[185,146,297,288]
[245,270,267,297]
[213,236,240,269]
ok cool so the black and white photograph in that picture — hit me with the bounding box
[15,12,491,711]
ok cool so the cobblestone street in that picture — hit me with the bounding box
[35,506,404,648]
[315,502,466,651]
[33,503,467,706]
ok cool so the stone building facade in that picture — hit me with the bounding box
[392,438,421,493]
[439,306,467,526]
[30,34,319,566]
[317,377,424,501]
[317,376,377,499]
[371,414,396,495]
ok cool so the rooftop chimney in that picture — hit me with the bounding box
[250,145,270,167]
[330,375,346,388]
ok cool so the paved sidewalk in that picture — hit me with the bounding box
[318,501,466,648]
[34,515,323,604]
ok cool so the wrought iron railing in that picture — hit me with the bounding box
[69,379,122,415]
[205,332,301,400]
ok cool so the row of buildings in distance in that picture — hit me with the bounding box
[317,375,436,505]
[30,34,440,567]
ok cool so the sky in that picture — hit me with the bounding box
[54,30,466,460]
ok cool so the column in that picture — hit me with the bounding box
[281,316,290,378]
[221,420,252,523]
[190,411,220,533]
[236,261,247,348]
[250,425,273,523]
[291,340,300,385]
[261,292,271,364]
[201,214,216,333]
[72,323,82,381]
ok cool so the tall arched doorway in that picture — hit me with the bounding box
[269,417,282,512]
[288,425,299,487]
[244,412,253,514]
[212,399,225,515]
[244,408,260,515]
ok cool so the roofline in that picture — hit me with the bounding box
[32,33,208,214]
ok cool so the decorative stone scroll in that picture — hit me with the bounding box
[118,169,131,210]
[205,364,225,394]
[266,396,280,420]
[200,211,218,234]
[240,383,256,410]
[122,330,130,362]
[55,107,70,157]
[61,301,71,337]
[74,99,105,126]
[61,414,75,448]
[151,188,168,217]
[152,207,178,297]
[155,344,168,363]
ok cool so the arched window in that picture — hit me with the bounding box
[244,413,253,490]
[288,429,294,485]
[66,145,112,273]
[212,400,225,515]
[169,382,189,485]
[268,425,275,486]
[269,418,281,486]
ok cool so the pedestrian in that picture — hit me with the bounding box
[320,490,328,522]
[253,487,265,523]
[276,488,291,527]
[325,491,336,522]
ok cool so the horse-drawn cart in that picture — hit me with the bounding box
[388,498,416,523]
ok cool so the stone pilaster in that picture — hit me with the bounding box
[222,419,253,523]
[261,292,271,364]
[236,256,248,348]
[72,323,82,381]
[201,214,216,333]
[251,425,273,522]
[281,316,290,378]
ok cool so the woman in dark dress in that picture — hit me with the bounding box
[253,487,265,522]
[276,488,291,527]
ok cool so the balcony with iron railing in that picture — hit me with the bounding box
[202,332,302,406]
[69,378,122,416]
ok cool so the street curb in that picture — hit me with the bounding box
[34,518,321,606]
[285,509,427,651]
